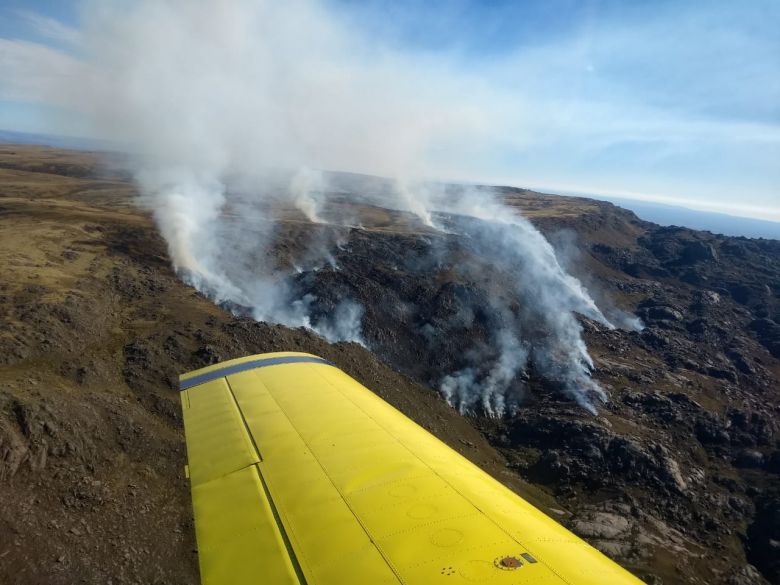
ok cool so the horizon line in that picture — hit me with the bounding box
[2,127,778,227]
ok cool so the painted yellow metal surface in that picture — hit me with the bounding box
[180,352,645,585]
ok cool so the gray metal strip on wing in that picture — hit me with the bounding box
[179,356,335,389]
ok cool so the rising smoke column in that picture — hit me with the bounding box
[427,187,615,415]
[46,0,628,413]
[64,0,486,342]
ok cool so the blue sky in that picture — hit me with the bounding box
[0,0,778,221]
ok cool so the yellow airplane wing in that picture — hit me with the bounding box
[180,352,644,585]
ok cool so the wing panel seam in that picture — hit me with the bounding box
[254,464,309,585]
[245,370,406,585]
[307,364,575,585]
[222,377,307,585]
[225,377,264,462]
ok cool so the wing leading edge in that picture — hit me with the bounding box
[180,352,645,585]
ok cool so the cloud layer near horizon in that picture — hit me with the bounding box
[0,0,778,219]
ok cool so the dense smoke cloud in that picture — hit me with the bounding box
[56,0,635,414]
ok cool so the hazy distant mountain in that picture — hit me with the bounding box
[0,129,120,152]
[598,196,780,240]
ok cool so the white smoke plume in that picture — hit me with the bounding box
[34,0,631,413]
[424,187,615,415]
[63,0,490,342]
[441,329,529,416]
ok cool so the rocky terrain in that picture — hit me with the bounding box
[0,144,778,584]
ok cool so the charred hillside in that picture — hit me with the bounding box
[0,145,778,585]
[279,188,780,584]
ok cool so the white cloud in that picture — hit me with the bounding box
[0,38,87,106]
[17,10,82,46]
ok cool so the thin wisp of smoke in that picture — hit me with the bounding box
[62,0,634,415]
[425,187,616,415]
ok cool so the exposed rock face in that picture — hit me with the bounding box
[0,418,28,481]
[749,318,780,358]
[727,564,771,585]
